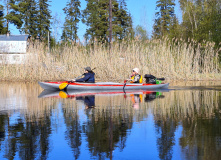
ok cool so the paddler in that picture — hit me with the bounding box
[72,67,95,83]
[127,68,142,83]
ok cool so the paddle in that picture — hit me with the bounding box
[59,67,96,90]
[59,74,83,90]
[123,79,132,91]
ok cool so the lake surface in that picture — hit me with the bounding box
[0,81,220,160]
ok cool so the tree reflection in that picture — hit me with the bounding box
[0,113,8,147]
[83,107,133,159]
[62,105,82,160]
[180,109,221,159]
[151,90,221,160]
[154,116,179,160]
[1,111,52,160]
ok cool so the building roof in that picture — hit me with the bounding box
[0,34,29,41]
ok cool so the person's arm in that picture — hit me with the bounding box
[75,74,90,82]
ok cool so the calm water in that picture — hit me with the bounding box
[0,81,220,160]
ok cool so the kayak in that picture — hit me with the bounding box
[38,81,169,91]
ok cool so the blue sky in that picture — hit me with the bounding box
[8,0,182,41]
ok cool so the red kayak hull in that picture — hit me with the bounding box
[38,81,169,91]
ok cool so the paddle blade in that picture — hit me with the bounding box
[59,82,68,90]
[59,91,68,98]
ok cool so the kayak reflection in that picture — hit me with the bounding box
[124,91,166,110]
[145,92,165,102]
[38,89,168,109]
[39,89,169,99]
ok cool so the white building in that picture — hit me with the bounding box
[0,34,30,64]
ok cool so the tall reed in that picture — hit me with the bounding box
[0,38,220,81]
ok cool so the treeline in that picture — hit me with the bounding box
[153,0,221,48]
[0,0,220,48]
[0,0,51,38]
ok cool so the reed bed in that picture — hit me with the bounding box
[0,38,220,81]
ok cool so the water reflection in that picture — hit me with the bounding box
[0,82,220,160]
[40,89,167,159]
[38,89,166,110]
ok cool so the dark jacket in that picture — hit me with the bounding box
[75,72,95,83]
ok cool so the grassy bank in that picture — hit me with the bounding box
[0,38,220,82]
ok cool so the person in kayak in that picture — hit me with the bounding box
[128,68,142,83]
[72,67,95,83]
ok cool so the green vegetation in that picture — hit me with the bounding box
[38,0,51,38]
[2,0,51,39]
[153,0,176,38]
[62,0,81,43]
[0,3,6,34]
[0,0,220,46]
[82,0,132,43]
[179,0,221,47]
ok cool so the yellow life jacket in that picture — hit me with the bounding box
[131,75,143,83]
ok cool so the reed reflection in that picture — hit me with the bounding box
[151,90,221,160]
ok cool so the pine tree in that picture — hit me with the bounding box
[0,3,7,34]
[5,0,23,31]
[61,29,68,42]
[5,0,38,36]
[82,0,109,43]
[82,0,133,43]
[38,0,51,39]
[115,0,133,40]
[23,0,38,37]
[62,0,81,43]
[168,15,180,40]
[153,0,175,39]
[3,0,52,39]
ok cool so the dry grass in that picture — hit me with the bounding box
[0,38,220,81]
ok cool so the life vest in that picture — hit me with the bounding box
[130,75,143,83]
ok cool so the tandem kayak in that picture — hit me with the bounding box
[38,81,169,91]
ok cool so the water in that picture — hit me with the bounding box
[0,81,220,160]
